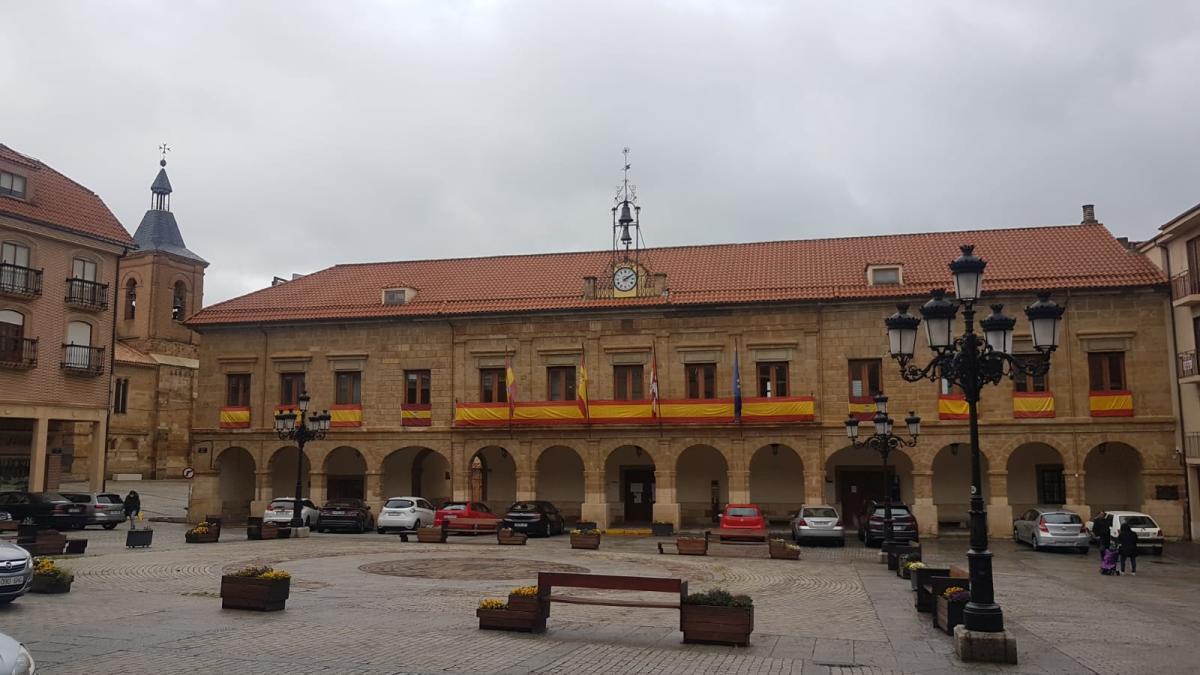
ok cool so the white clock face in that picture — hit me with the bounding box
[613,266,638,292]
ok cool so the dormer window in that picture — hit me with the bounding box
[868,265,902,286]
[383,288,407,305]
[0,171,27,199]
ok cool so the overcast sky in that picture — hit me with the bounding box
[2,1,1198,304]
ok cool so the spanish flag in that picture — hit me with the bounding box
[650,345,661,418]
[577,349,589,420]
[505,354,516,420]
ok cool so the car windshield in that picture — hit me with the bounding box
[1123,516,1157,528]
[325,500,358,508]
[726,507,758,517]
[509,502,541,512]
[1043,513,1082,524]
[40,493,69,502]
[62,494,90,504]
[873,507,910,516]
[269,500,296,510]
[440,503,467,511]
[803,507,837,518]
[386,499,414,509]
[98,494,123,504]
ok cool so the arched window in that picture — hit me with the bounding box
[65,320,93,369]
[172,281,187,321]
[124,278,137,320]
[0,310,24,362]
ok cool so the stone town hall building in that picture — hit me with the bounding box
[185,207,1184,537]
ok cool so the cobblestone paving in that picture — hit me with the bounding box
[3,523,1200,674]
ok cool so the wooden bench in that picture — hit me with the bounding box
[447,517,501,535]
[658,536,708,556]
[706,528,769,545]
[537,572,686,630]
[917,565,969,612]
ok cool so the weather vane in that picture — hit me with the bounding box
[159,143,171,166]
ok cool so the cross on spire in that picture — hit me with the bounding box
[159,143,171,167]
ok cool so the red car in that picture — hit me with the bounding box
[720,504,767,533]
[433,501,501,530]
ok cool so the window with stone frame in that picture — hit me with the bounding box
[1013,369,1048,393]
[279,372,305,406]
[756,361,788,397]
[547,366,576,401]
[480,368,507,403]
[405,369,431,405]
[848,359,881,398]
[686,363,717,399]
[226,373,251,407]
[1087,352,1126,391]
[113,378,130,414]
[613,364,643,400]
[1036,465,1066,505]
[335,371,362,405]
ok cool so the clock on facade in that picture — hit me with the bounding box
[613,265,638,292]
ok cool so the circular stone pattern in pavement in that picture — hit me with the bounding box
[359,557,589,580]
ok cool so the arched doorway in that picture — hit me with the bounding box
[824,444,913,531]
[382,447,451,506]
[1007,443,1066,516]
[1085,442,1143,512]
[324,447,367,500]
[471,446,516,514]
[932,443,989,533]
[605,445,655,525]
[676,445,728,526]
[270,446,310,500]
[216,447,255,521]
[750,443,805,523]
[536,446,584,522]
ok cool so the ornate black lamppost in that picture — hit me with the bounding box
[844,395,921,553]
[884,245,1064,634]
[274,392,331,528]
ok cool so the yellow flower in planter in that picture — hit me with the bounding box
[259,570,291,581]
[479,598,506,610]
[942,586,966,598]
[510,586,538,597]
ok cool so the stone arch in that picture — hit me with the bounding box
[324,446,367,500]
[824,444,914,531]
[676,445,728,526]
[471,445,516,514]
[382,447,451,506]
[1085,441,1144,512]
[1007,442,1066,515]
[932,443,989,532]
[750,443,805,521]
[536,445,584,521]
[605,444,656,525]
[269,445,310,500]
[215,447,255,521]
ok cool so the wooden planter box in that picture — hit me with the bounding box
[768,541,800,560]
[909,568,925,591]
[220,575,290,611]
[417,527,447,543]
[500,595,548,632]
[31,575,72,594]
[247,524,279,540]
[497,529,528,545]
[185,530,220,543]
[681,605,754,646]
[477,606,544,632]
[64,539,87,555]
[936,596,966,635]
[570,532,601,550]
[126,529,154,548]
[676,537,708,556]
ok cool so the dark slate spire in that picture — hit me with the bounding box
[132,155,208,265]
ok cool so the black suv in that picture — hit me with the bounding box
[857,500,918,547]
[0,492,87,530]
[501,501,566,537]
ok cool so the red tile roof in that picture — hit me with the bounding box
[187,223,1166,327]
[115,342,157,366]
[0,143,135,247]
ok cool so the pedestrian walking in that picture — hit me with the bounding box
[1118,522,1140,576]
[124,490,142,529]
[1094,513,1112,557]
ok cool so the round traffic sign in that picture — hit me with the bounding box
[182,467,195,479]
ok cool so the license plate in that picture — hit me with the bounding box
[331,510,346,515]
[0,576,25,587]
[513,523,528,528]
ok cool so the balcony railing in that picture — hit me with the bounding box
[1172,271,1200,300]
[1186,433,1200,460]
[0,263,42,298]
[64,278,109,311]
[60,344,105,376]
[1179,351,1199,379]
[0,337,37,369]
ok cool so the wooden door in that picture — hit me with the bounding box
[623,468,655,523]
[837,469,895,529]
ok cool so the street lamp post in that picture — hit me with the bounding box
[274,392,332,529]
[844,395,921,553]
[883,245,1064,634]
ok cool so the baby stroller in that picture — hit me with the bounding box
[1100,546,1120,575]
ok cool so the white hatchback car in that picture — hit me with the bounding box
[1088,510,1165,555]
[263,498,320,528]
[377,497,436,533]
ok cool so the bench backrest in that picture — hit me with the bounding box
[449,518,499,528]
[538,572,686,598]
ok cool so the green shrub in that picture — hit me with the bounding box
[683,588,753,608]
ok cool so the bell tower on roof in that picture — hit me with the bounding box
[597,148,664,299]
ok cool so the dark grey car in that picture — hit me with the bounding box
[61,492,126,529]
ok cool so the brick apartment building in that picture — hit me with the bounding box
[184,203,1183,536]
[0,143,136,492]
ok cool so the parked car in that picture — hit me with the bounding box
[501,501,566,537]
[1013,508,1089,553]
[61,492,126,530]
[0,542,33,605]
[315,498,374,533]
[263,498,320,528]
[377,497,436,533]
[433,501,500,530]
[857,500,918,547]
[0,629,35,674]
[1088,511,1164,555]
[791,504,845,546]
[0,492,86,530]
[718,504,767,538]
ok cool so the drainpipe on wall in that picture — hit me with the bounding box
[1161,243,1192,541]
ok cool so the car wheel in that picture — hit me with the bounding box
[1031,535,1040,551]
[838,538,846,547]
[102,523,118,530]
[1013,528,1020,543]
[413,520,421,531]
[1078,547,1089,554]
[1154,547,1163,556]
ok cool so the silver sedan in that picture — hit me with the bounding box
[791,504,845,546]
[1013,508,1090,553]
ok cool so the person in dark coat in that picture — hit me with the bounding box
[1118,522,1139,575]
[124,490,142,528]
[1095,513,1112,557]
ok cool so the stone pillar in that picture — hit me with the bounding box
[451,442,469,501]
[652,469,680,529]
[986,470,1011,539]
[189,471,220,524]
[29,416,49,492]
[516,441,536,501]
[252,470,272,516]
[911,471,937,537]
[727,469,750,504]
[1069,470,1090,521]
[309,472,327,507]
[365,472,383,513]
[804,468,825,506]
[580,468,609,527]
[89,418,107,491]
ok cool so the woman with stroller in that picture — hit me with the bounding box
[1118,522,1140,576]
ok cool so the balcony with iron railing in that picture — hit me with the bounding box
[64,278,109,311]
[0,263,43,298]
[1171,271,1200,306]
[1178,351,1199,380]
[0,337,37,369]
[60,344,105,376]
[1186,433,1200,462]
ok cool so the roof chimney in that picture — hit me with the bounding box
[1082,204,1097,224]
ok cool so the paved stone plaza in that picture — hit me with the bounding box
[3,502,1200,675]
